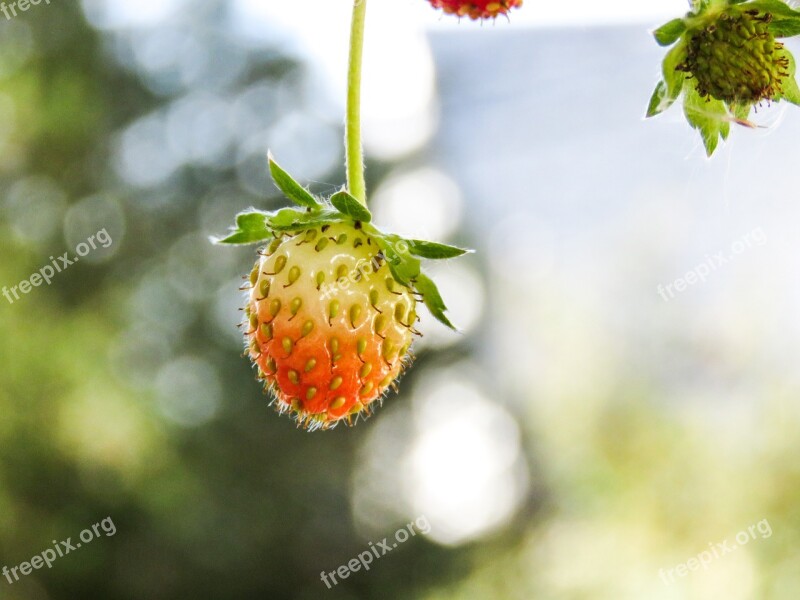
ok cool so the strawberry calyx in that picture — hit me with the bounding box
[215,153,470,331]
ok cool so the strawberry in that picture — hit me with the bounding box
[427,0,522,20]
[244,222,417,429]
[678,7,789,105]
[646,0,800,156]
[216,155,468,430]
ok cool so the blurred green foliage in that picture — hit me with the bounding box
[2,2,800,600]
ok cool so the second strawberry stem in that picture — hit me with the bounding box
[346,0,367,207]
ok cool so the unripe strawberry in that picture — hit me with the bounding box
[218,155,467,430]
[679,7,789,104]
[427,0,522,20]
[245,223,418,430]
[647,1,800,156]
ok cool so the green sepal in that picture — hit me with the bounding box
[236,212,267,230]
[683,84,729,156]
[330,189,372,223]
[647,40,689,117]
[268,207,345,231]
[689,0,713,13]
[653,18,687,46]
[776,46,800,105]
[730,102,752,121]
[646,81,672,117]
[746,0,800,37]
[407,240,471,259]
[414,273,455,330]
[663,40,689,100]
[213,210,273,245]
[268,152,321,209]
[216,161,464,329]
[214,206,348,245]
[371,233,421,287]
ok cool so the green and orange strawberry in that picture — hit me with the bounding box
[245,222,417,429]
[216,155,468,430]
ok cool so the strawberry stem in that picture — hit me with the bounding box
[346,0,368,207]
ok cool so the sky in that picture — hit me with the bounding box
[83,0,691,159]
[225,0,687,159]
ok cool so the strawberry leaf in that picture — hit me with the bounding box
[330,189,372,223]
[407,240,471,259]
[268,152,321,209]
[414,273,455,330]
[653,18,686,47]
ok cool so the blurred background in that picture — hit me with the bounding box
[2,0,800,598]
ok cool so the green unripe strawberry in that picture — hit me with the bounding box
[647,0,800,156]
[679,7,789,104]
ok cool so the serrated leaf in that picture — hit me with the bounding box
[267,152,320,209]
[414,273,455,330]
[330,189,372,223]
[653,18,687,46]
[407,240,471,259]
[683,84,728,156]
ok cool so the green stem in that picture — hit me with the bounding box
[346,0,368,207]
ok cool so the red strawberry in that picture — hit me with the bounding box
[244,222,418,430]
[427,0,522,20]
[217,155,467,430]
